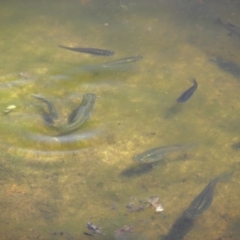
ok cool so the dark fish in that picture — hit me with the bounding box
[211,56,240,78]
[163,215,194,240]
[133,144,193,163]
[177,79,198,103]
[58,45,115,56]
[183,171,233,219]
[163,171,233,240]
[103,55,142,67]
[68,103,84,124]
[32,94,58,124]
[53,93,96,133]
[217,18,240,37]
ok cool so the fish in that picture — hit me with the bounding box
[32,94,58,124]
[58,45,115,56]
[103,55,142,67]
[217,18,240,37]
[133,144,193,163]
[183,171,233,219]
[163,215,194,240]
[163,171,233,240]
[211,56,240,78]
[67,93,96,124]
[53,93,96,133]
[177,79,198,103]
[32,93,96,134]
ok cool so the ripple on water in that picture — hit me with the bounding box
[0,70,107,160]
[0,72,37,90]
[0,130,102,160]
[27,129,101,144]
[0,111,102,160]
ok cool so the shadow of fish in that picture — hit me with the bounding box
[211,56,240,78]
[103,55,142,67]
[120,163,153,178]
[164,103,184,119]
[177,79,198,103]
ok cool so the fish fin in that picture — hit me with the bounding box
[191,78,197,84]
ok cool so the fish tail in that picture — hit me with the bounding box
[192,78,197,84]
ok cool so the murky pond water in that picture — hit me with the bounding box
[1,0,240,239]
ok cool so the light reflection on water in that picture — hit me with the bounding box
[27,130,101,144]
[0,0,240,239]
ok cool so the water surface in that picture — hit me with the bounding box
[0,0,240,239]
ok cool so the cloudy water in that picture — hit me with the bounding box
[0,0,240,239]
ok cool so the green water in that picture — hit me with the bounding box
[0,0,240,239]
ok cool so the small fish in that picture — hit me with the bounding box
[103,55,142,67]
[58,45,115,56]
[32,94,58,123]
[133,144,193,163]
[217,18,240,37]
[67,94,95,124]
[183,171,233,219]
[177,79,198,103]
[53,93,96,133]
